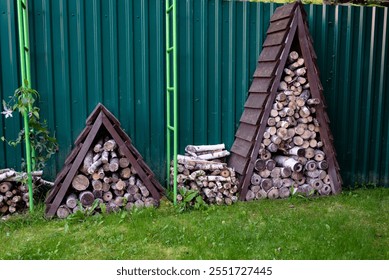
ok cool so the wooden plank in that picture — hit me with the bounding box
[64,143,82,165]
[240,14,298,200]
[128,142,142,160]
[244,93,268,109]
[262,30,287,47]
[296,8,342,194]
[259,45,283,62]
[74,125,92,145]
[230,138,252,158]
[102,106,121,127]
[239,108,262,125]
[102,115,161,200]
[46,113,104,217]
[86,103,104,125]
[114,125,132,143]
[150,177,164,193]
[248,77,273,93]
[235,123,258,142]
[137,158,156,177]
[253,61,279,78]
[45,183,61,205]
[228,154,248,176]
[53,164,71,187]
[267,17,292,34]
[270,2,297,22]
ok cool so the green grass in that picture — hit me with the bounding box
[0,188,388,260]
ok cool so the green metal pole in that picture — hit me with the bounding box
[172,0,178,206]
[22,0,36,171]
[17,0,34,212]
[166,0,178,205]
[165,0,171,199]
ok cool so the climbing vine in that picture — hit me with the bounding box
[1,83,58,170]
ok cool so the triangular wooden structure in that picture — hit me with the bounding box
[45,103,164,217]
[228,2,342,200]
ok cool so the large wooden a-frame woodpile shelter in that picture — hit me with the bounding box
[228,2,342,201]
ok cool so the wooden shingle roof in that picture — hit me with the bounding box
[228,2,342,199]
[45,103,164,217]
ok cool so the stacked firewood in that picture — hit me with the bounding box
[171,144,239,205]
[0,169,51,218]
[56,137,157,218]
[247,51,332,201]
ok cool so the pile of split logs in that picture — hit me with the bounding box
[247,51,332,201]
[0,169,52,218]
[171,144,239,205]
[56,137,157,218]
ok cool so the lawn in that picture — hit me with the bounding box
[0,188,388,260]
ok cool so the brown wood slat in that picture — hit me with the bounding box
[137,158,156,177]
[44,203,52,214]
[296,8,342,194]
[86,103,104,125]
[235,123,257,142]
[53,164,71,186]
[239,13,299,200]
[101,106,121,127]
[45,183,61,205]
[74,125,92,145]
[248,77,273,93]
[150,177,164,193]
[64,143,82,165]
[46,113,104,217]
[114,125,132,143]
[270,2,297,22]
[128,142,142,160]
[240,108,262,125]
[228,154,248,176]
[267,17,292,34]
[231,138,252,158]
[244,93,268,109]
[259,45,283,62]
[253,61,279,78]
[262,30,287,47]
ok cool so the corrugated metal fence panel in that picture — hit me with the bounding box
[0,1,388,186]
[0,0,23,169]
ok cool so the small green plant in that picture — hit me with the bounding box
[67,199,100,222]
[177,187,208,212]
[1,84,58,170]
[289,185,311,201]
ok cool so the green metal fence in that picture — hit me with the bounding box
[0,1,388,187]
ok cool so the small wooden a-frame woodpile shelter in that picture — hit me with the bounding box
[45,104,164,218]
[228,2,342,201]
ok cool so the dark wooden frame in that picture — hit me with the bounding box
[45,103,164,217]
[228,2,342,200]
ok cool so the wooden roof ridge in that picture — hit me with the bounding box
[45,104,164,218]
[228,2,342,200]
